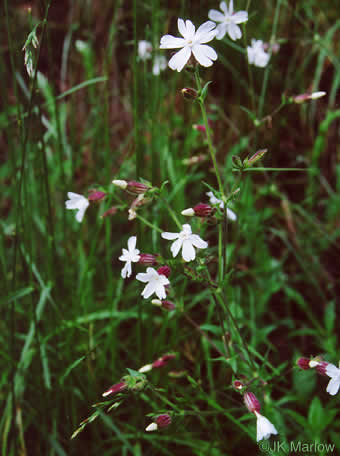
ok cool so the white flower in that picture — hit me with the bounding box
[206,191,237,221]
[138,40,152,60]
[254,411,278,442]
[160,18,217,72]
[119,236,140,279]
[325,363,340,396]
[65,192,89,222]
[161,224,208,262]
[247,39,270,68]
[136,267,170,300]
[208,1,248,41]
[310,91,326,100]
[152,55,167,75]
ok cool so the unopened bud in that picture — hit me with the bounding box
[101,206,117,218]
[193,124,206,133]
[157,266,171,277]
[181,208,195,217]
[233,380,244,390]
[88,190,106,202]
[156,414,172,428]
[139,254,159,265]
[161,300,175,310]
[102,381,127,397]
[112,179,128,189]
[247,149,267,166]
[126,181,149,194]
[244,392,261,414]
[193,203,213,217]
[232,155,243,169]
[293,91,326,104]
[145,422,158,432]
[152,354,176,369]
[315,361,329,376]
[297,357,312,370]
[181,87,198,100]
[138,364,153,373]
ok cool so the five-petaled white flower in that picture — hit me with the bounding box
[160,19,217,72]
[208,1,248,41]
[65,192,89,222]
[325,363,340,396]
[161,224,208,262]
[206,191,237,221]
[254,411,278,442]
[119,236,140,279]
[138,40,152,60]
[247,39,270,68]
[136,267,170,300]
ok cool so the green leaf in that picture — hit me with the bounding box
[200,81,212,101]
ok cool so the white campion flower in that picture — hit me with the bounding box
[152,55,167,75]
[138,40,152,60]
[254,411,278,442]
[160,18,217,72]
[161,224,208,262]
[325,363,340,396]
[247,39,270,68]
[206,191,237,221]
[65,192,89,222]
[208,0,248,41]
[119,236,140,279]
[136,267,170,300]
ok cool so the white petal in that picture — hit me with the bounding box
[192,44,217,67]
[227,23,242,41]
[208,9,225,22]
[155,283,167,300]
[228,0,234,14]
[145,422,158,432]
[170,238,183,258]
[75,207,87,222]
[226,207,237,221]
[182,240,196,262]
[127,236,137,251]
[67,192,82,199]
[160,35,186,49]
[326,377,340,396]
[247,46,255,64]
[184,19,195,38]
[256,413,278,442]
[220,1,228,14]
[161,231,179,240]
[182,224,192,234]
[195,21,217,42]
[215,24,228,40]
[142,282,157,299]
[325,363,340,377]
[189,234,208,249]
[136,271,150,283]
[177,18,187,38]
[255,51,270,68]
[168,46,191,72]
[121,262,131,279]
[232,11,248,24]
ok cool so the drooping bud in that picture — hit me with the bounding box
[139,254,159,265]
[145,414,172,431]
[157,266,171,278]
[102,381,127,397]
[151,299,175,310]
[126,181,149,195]
[88,190,106,202]
[181,87,198,100]
[244,392,261,414]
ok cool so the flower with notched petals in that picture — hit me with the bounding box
[161,224,208,262]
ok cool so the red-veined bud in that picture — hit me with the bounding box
[101,206,118,218]
[102,381,127,397]
[244,392,261,414]
[233,380,244,390]
[157,266,171,277]
[297,357,312,370]
[88,190,106,202]
[181,87,198,100]
[139,254,159,265]
[145,414,172,432]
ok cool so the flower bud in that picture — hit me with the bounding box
[152,354,176,369]
[233,380,244,390]
[161,300,176,310]
[247,149,268,166]
[88,190,106,202]
[193,124,206,133]
[315,361,329,376]
[101,206,118,218]
[244,392,261,414]
[126,181,149,194]
[297,357,312,370]
[138,364,153,373]
[181,87,198,100]
[145,414,172,432]
[157,266,171,277]
[112,179,128,189]
[181,208,195,217]
[232,155,243,169]
[293,91,326,104]
[102,381,127,397]
[193,203,213,217]
[139,254,159,265]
